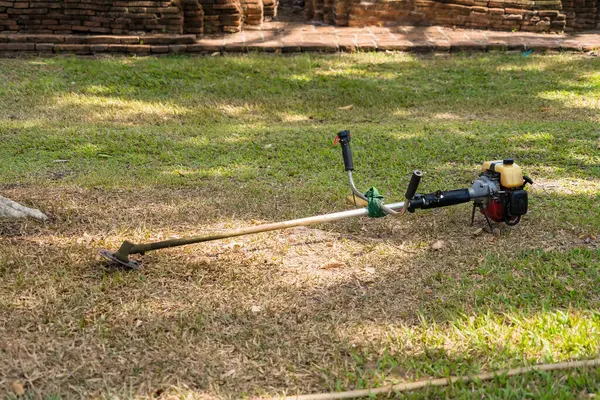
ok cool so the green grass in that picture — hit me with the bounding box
[1,54,599,226]
[338,249,600,394]
[0,53,599,398]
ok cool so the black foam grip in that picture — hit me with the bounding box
[337,130,353,171]
[409,189,471,211]
[405,170,422,200]
[435,189,471,207]
[341,143,354,171]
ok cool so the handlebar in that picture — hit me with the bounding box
[405,170,422,201]
[337,130,354,171]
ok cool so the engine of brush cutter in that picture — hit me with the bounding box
[407,158,532,228]
[469,159,533,226]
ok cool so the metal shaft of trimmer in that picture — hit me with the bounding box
[113,200,408,262]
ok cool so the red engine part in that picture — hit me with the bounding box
[484,199,505,222]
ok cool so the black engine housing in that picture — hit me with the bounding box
[507,189,528,217]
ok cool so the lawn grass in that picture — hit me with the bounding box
[0,52,599,398]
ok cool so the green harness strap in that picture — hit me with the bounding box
[364,187,387,218]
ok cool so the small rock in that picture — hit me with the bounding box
[76,233,94,245]
[492,228,501,237]
[472,228,483,236]
[11,381,25,396]
[364,267,376,274]
[0,195,48,221]
[431,240,445,250]
[251,305,262,313]
[224,241,244,250]
[197,256,211,266]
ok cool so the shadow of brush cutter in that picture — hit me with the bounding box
[99,130,533,269]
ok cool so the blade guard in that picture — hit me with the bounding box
[98,249,140,269]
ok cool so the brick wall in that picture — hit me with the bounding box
[307,0,568,32]
[263,0,278,18]
[2,0,596,35]
[241,0,263,25]
[0,1,194,34]
[562,0,597,30]
[199,0,243,32]
[181,0,204,34]
[0,0,253,35]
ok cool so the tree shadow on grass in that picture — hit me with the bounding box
[2,53,600,126]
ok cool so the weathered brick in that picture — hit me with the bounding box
[127,44,152,53]
[169,43,187,52]
[120,36,140,44]
[150,44,169,52]
[64,35,87,44]
[0,42,35,50]
[142,34,195,44]
[35,42,55,51]
[107,43,128,51]
[90,43,109,52]
[54,43,89,52]
[26,34,64,42]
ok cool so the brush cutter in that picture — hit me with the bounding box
[99,130,533,269]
